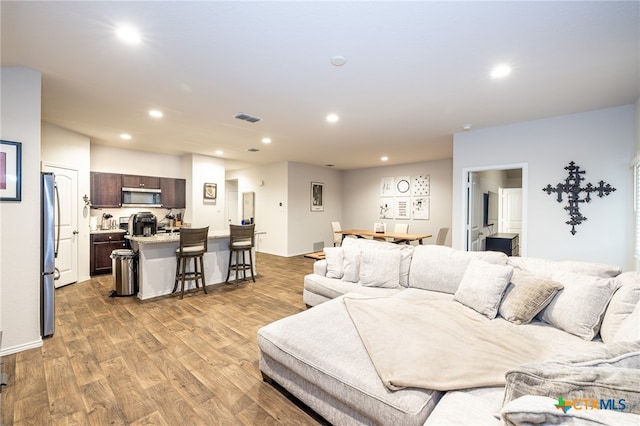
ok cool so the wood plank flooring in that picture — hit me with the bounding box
[1,253,319,425]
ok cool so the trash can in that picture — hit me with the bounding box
[110,249,137,297]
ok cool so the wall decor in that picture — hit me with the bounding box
[0,140,22,201]
[542,161,616,235]
[379,198,393,219]
[395,176,411,196]
[311,181,324,211]
[394,197,410,219]
[203,182,217,201]
[412,197,430,220]
[380,176,394,196]
[412,174,430,196]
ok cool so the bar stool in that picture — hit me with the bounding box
[225,224,255,285]
[173,226,209,299]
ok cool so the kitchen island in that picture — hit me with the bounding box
[128,230,255,300]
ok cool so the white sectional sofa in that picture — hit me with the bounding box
[258,238,640,425]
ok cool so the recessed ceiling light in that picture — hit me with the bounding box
[215,150,223,156]
[330,55,347,66]
[120,133,132,140]
[462,124,472,131]
[326,113,339,123]
[381,156,389,162]
[115,25,141,45]
[262,137,272,144]
[149,109,163,118]
[490,64,512,79]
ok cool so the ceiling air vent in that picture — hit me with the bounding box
[234,112,262,123]
[247,148,260,152]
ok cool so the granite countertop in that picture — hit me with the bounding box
[90,229,126,234]
[127,230,230,244]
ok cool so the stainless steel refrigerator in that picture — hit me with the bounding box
[41,172,59,337]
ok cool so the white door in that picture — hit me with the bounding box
[466,172,482,251]
[43,165,78,287]
[499,188,523,234]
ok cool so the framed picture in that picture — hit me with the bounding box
[0,140,22,202]
[311,182,324,211]
[203,182,217,200]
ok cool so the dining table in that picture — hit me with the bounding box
[338,229,432,245]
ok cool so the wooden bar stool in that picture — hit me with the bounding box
[173,226,209,299]
[225,224,255,285]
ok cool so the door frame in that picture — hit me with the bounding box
[461,163,528,256]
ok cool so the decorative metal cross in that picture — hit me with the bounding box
[542,161,616,235]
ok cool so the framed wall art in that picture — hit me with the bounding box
[311,182,324,211]
[0,140,22,202]
[203,182,217,201]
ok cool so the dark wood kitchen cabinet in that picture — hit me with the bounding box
[90,172,122,208]
[90,232,127,276]
[122,174,160,189]
[160,177,186,208]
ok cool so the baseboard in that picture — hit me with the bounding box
[0,338,43,356]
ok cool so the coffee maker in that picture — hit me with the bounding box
[128,212,157,236]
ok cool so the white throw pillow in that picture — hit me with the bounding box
[341,247,361,283]
[454,259,514,319]
[540,271,620,340]
[323,247,344,279]
[600,272,640,343]
[359,249,401,288]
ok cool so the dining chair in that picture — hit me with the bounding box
[390,223,409,243]
[435,227,449,245]
[331,221,342,246]
[173,226,209,299]
[225,224,256,285]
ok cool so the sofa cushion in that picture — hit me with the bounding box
[304,273,402,301]
[409,245,508,294]
[425,387,503,426]
[360,249,402,288]
[323,246,344,279]
[498,271,564,325]
[508,256,621,279]
[600,272,640,343]
[614,302,640,343]
[341,237,414,287]
[341,246,361,283]
[454,259,513,319]
[539,271,620,340]
[502,340,640,415]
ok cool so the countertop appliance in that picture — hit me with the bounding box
[128,212,157,236]
[41,172,59,337]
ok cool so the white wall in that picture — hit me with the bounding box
[288,162,342,255]
[185,154,226,229]
[0,67,43,354]
[453,105,636,270]
[41,123,92,282]
[342,159,453,246]
[90,144,184,177]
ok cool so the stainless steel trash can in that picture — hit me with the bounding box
[110,249,137,296]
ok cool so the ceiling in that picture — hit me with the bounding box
[2,1,638,171]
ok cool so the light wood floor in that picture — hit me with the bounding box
[1,253,319,425]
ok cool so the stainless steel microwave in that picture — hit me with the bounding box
[121,187,162,207]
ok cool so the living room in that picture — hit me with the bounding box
[1,2,639,423]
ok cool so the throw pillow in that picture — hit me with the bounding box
[540,271,620,340]
[600,272,640,343]
[323,247,344,279]
[359,249,401,288]
[454,259,514,319]
[614,302,640,343]
[498,271,564,325]
[341,247,361,283]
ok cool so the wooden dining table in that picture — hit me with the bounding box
[338,229,432,245]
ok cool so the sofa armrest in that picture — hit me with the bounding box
[313,259,328,276]
[501,395,640,426]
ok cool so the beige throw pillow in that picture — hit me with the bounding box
[359,249,401,288]
[323,247,344,279]
[498,271,564,325]
[540,271,620,340]
[454,259,513,319]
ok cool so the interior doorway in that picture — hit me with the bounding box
[464,164,527,255]
[225,179,239,225]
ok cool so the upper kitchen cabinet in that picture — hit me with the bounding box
[122,174,160,189]
[160,177,186,208]
[90,172,122,208]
